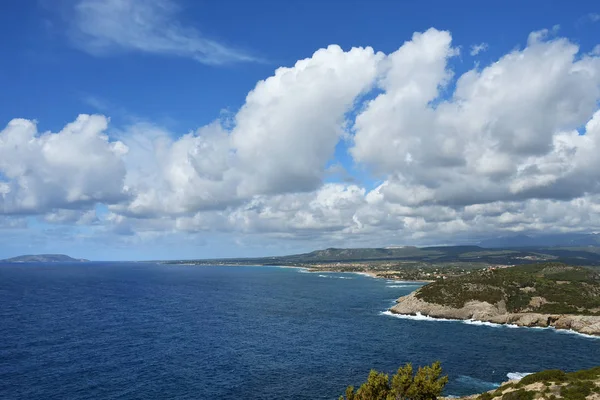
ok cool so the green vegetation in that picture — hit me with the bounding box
[518,370,567,386]
[501,389,535,400]
[416,263,600,314]
[341,365,600,400]
[340,361,448,400]
[481,366,600,400]
[559,381,596,400]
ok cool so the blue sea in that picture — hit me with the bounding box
[1,263,598,399]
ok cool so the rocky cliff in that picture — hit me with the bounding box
[443,366,600,400]
[390,291,600,336]
[389,263,600,336]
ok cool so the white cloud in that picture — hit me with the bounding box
[351,31,600,208]
[590,13,600,22]
[470,42,488,56]
[112,44,383,216]
[231,45,383,196]
[4,28,600,251]
[69,0,258,65]
[0,115,128,214]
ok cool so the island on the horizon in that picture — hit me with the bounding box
[389,262,600,336]
[0,254,89,263]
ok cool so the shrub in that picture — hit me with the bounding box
[340,361,448,400]
[501,389,535,400]
[559,381,594,400]
[478,392,493,400]
[519,370,566,386]
[566,366,600,381]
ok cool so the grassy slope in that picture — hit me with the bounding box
[474,366,600,400]
[416,263,600,315]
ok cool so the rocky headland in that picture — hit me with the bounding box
[390,291,600,336]
[389,263,600,336]
[443,366,600,400]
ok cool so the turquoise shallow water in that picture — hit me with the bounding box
[1,263,598,399]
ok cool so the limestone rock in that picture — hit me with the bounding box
[389,291,600,336]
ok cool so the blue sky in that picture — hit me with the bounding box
[1,0,600,260]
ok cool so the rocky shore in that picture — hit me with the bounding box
[390,291,600,336]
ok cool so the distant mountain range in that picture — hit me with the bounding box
[0,254,89,263]
[478,233,600,248]
[166,244,600,266]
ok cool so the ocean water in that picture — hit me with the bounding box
[1,263,598,400]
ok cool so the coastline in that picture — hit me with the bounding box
[303,267,434,282]
[168,262,435,283]
[388,291,600,337]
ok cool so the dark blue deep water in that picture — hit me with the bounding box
[1,263,598,399]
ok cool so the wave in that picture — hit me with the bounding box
[506,372,533,381]
[386,280,423,284]
[379,310,456,322]
[353,272,376,278]
[380,311,600,340]
[317,274,354,280]
[386,285,415,288]
[455,375,500,390]
[555,328,600,340]
[462,320,520,329]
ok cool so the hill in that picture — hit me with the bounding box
[452,366,600,400]
[165,245,600,266]
[0,254,89,263]
[479,233,600,248]
[417,263,600,315]
[390,263,600,335]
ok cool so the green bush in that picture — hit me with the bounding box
[478,392,493,400]
[519,370,566,386]
[501,389,535,400]
[559,381,594,400]
[340,361,448,400]
[566,366,600,381]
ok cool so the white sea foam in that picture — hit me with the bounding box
[462,320,523,329]
[316,274,354,280]
[379,310,456,322]
[506,372,533,381]
[381,311,600,339]
[386,285,413,288]
[354,272,375,278]
[555,328,600,340]
[463,320,504,328]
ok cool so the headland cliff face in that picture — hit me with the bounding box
[390,291,600,336]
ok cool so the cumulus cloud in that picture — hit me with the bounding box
[68,0,258,65]
[351,30,600,208]
[231,45,383,196]
[112,44,383,216]
[4,27,600,252]
[0,115,128,215]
